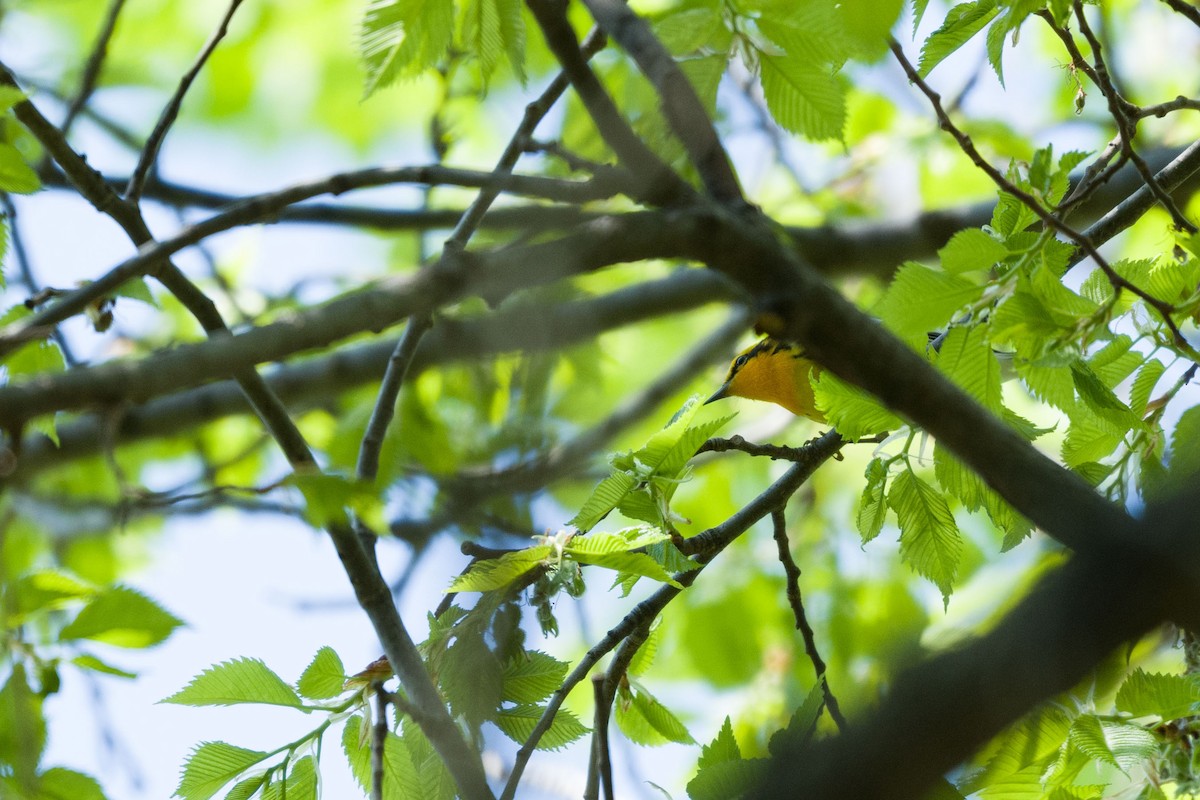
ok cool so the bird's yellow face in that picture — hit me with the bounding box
[706,338,826,422]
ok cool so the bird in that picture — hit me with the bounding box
[705,338,826,422]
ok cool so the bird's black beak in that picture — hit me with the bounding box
[705,384,730,405]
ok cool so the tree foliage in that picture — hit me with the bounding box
[2,0,1200,798]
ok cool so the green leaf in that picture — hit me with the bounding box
[759,55,845,142]
[59,585,184,648]
[918,0,999,77]
[698,716,741,769]
[813,372,904,439]
[627,395,703,474]
[0,85,26,114]
[1116,668,1200,720]
[1070,361,1135,429]
[71,653,137,680]
[173,742,271,800]
[652,412,735,485]
[360,0,456,97]
[758,4,849,67]
[440,632,503,726]
[11,570,93,620]
[857,457,889,543]
[984,9,1011,87]
[874,262,984,345]
[224,774,269,800]
[261,755,317,800]
[1128,359,1164,418]
[0,142,40,194]
[936,326,1002,411]
[839,0,903,59]
[938,229,1008,274]
[296,646,347,700]
[1018,360,1075,411]
[628,619,662,676]
[991,190,1039,237]
[768,681,826,757]
[342,715,424,800]
[888,468,962,601]
[569,471,638,533]
[495,704,590,750]
[570,398,730,532]
[495,0,526,83]
[654,7,726,54]
[1061,411,1123,467]
[689,715,757,800]
[566,532,681,588]
[1171,405,1200,479]
[615,683,695,746]
[112,277,157,306]
[501,650,568,704]
[462,0,503,85]
[161,657,303,709]
[446,544,551,592]
[0,664,45,787]
[0,304,66,380]
[36,767,106,800]
[1067,715,1157,773]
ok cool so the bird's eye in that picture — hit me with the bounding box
[734,354,749,368]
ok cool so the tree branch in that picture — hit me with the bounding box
[125,0,245,204]
[5,269,736,479]
[580,0,743,204]
[0,163,630,353]
[525,0,693,206]
[758,478,1200,799]
[771,507,846,731]
[60,0,128,138]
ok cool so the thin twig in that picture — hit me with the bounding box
[60,0,128,138]
[355,314,432,558]
[446,28,608,251]
[697,435,815,462]
[125,0,245,204]
[1136,95,1200,118]
[770,507,847,731]
[356,316,433,484]
[1069,1,1195,232]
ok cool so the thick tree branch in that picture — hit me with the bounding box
[34,143,1200,279]
[0,212,718,430]
[5,270,737,479]
[758,480,1200,799]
